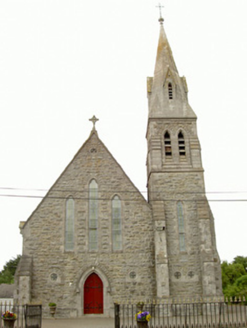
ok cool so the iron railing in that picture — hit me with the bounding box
[0,303,42,328]
[1,299,246,328]
[114,298,247,328]
[0,302,25,328]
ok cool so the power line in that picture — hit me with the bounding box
[0,193,247,203]
[1,186,247,195]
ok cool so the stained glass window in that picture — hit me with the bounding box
[177,201,186,252]
[89,179,98,250]
[65,197,74,251]
[112,195,122,251]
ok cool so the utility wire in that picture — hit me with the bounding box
[1,186,247,202]
[1,186,247,195]
[0,193,247,203]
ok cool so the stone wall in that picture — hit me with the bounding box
[18,132,156,316]
[148,171,221,297]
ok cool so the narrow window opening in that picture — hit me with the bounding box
[164,131,172,156]
[177,201,186,252]
[112,195,122,251]
[168,83,173,99]
[89,179,98,251]
[65,197,74,251]
[178,131,186,156]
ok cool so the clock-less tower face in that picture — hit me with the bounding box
[146,19,222,298]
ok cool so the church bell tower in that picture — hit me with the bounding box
[147,15,222,298]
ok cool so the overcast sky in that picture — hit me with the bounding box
[0,0,247,271]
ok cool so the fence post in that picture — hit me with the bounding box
[114,303,120,328]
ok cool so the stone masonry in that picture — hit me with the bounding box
[16,132,156,317]
[15,16,222,318]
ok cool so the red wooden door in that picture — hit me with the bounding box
[84,273,103,314]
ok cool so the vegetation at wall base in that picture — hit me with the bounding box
[221,256,247,303]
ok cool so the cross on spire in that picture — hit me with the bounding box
[156,3,164,24]
[89,115,99,130]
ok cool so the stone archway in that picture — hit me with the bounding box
[77,267,113,317]
[84,273,103,314]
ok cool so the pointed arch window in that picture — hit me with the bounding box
[164,131,172,156]
[65,197,75,251]
[178,131,186,156]
[177,201,186,252]
[168,82,173,99]
[112,195,122,251]
[89,179,98,251]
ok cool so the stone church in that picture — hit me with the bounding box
[15,16,222,317]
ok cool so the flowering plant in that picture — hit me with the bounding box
[2,311,17,320]
[135,310,151,322]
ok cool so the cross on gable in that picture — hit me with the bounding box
[89,115,99,130]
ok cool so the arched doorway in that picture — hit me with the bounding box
[84,273,103,314]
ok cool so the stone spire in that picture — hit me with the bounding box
[155,17,179,76]
[146,10,222,301]
[147,18,196,119]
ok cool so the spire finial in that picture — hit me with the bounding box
[156,3,164,24]
[89,115,99,131]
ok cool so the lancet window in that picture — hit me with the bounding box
[89,179,98,251]
[65,197,75,251]
[178,131,186,156]
[164,131,172,156]
[177,201,186,252]
[168,82,173,99]
[112,195,122,251]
